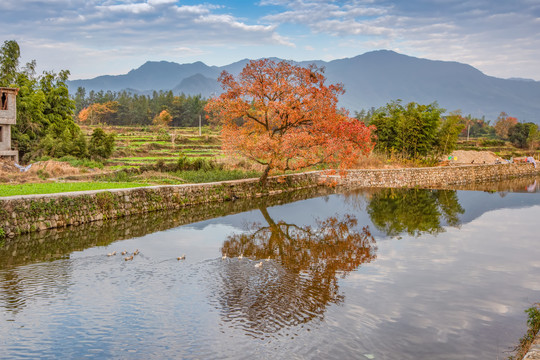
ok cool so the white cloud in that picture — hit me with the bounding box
[97,3,153,13]
[1,0,539,80]
[174,5,216,15]
[148,0,176,5]
[257,0,540,79]
[0,0,293,77]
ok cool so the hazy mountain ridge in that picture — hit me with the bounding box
[67,50,540,123]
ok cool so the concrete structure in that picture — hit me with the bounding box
[0,87,19,162]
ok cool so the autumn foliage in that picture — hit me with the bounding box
[152,109,173,127]
[494,112,518,139]
[205,59,375,184]
[78,101,119,125]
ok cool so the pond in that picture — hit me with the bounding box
[1,177,540,359]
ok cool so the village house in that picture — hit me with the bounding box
[0,87,19,163]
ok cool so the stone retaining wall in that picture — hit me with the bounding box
[332,163,539,188]
[0,186,339,269]
[1,163,538,238]
[0,172,321,238]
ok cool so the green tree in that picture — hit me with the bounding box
[435,111,465,156]
[39,124,88,158]
[369,100,447,158]
[527,125,540,150]
[71,88,209,127]
[88,127,116,159]
[73,86,88,114]
[354,107,376,124]
[508,122,538,149]
[1,40,84,161]
[460,115,495,138]
[0,40,20,86]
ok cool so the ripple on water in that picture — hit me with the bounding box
[204,257,331,343]
[3,188,540,359]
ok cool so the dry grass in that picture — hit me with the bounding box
[0,159,108,184]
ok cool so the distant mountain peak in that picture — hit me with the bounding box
[67,50,540,123]
[507,77,536,82]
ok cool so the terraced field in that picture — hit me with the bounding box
[82,125,223,168]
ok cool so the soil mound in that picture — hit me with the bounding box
[446,150,502,165]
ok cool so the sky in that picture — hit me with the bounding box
[1,0,539,81]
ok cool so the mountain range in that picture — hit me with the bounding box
[67,50,540,123]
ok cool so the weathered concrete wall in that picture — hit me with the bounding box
[1,163,538,238]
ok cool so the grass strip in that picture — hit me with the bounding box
[173,169,260,183]
[0,182,150,197]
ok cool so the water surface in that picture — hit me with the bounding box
[1,177,539,359]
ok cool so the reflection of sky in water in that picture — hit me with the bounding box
[339,206,540,358]
[189,189,540,239]
[0,188,539,359]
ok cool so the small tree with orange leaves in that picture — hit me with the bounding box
[205,59,375,186]
[152,109,173,128]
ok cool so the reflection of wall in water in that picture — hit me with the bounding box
[448,175,540,193]
[0,186,339,270]
[0,256,74,315]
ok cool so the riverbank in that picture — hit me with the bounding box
[523,337,540,360]
[1,163,539,238]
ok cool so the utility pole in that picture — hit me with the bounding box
[199,114,202,136]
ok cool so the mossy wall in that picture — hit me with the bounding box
[0,186,339,269]
[0,172,321,238]
[1,163,538,238]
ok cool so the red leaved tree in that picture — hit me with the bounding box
[205,59,375,185]
[494,112,518,140]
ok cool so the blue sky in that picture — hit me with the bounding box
[1,0,539,80]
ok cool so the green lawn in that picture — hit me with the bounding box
[0,182,150,197]
[174,169,260,183]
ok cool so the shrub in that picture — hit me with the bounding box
[58,155,104,169]
[37,169,50,180]
[88,127,116,159]
[156,127,171,141]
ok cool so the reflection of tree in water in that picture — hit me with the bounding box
[367,188,464,237]
[217,206,376,338]
[0,270,25,315]
[0,261,73,316]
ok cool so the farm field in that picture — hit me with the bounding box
[2,125,539,197]
[0,125,262,196]
[101,125,223,167]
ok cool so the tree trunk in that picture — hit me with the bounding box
[259,164,272,187]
